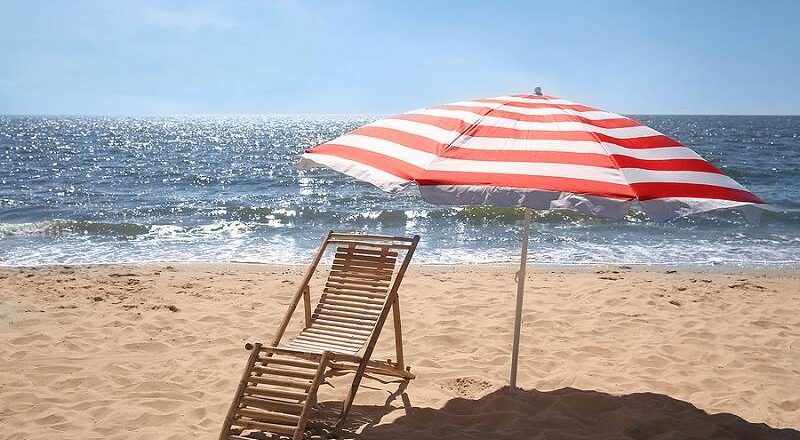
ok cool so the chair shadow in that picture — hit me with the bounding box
[317,386,800,440]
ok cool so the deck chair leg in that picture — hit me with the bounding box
[302,285,312,329]
[392,297,405,371]
[335,355,371,433]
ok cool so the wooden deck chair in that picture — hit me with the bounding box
[220,231,419,440]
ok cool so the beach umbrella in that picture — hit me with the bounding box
[298,88,764,394]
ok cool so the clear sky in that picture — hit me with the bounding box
[2,0,799,115]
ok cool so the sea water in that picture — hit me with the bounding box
[1,114,798,266]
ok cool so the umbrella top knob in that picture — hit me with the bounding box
[534,86,543,96]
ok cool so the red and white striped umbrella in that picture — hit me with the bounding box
[300,90,763,221]
[299,89,765,393]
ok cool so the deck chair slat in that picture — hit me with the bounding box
[295,330,366,346]
[306,322,371,338]
[289,335,363,349]
[333,252,397,266]
[328,269,393,282]
[246,376,311,390]
[313,316,376,330]
[313,310,380,325]
[244,386,308,401]
[329,267,393,278]
[319,295,383,313]
[297,329,367,348]
[330,266,393,278]
[296,329,366,346]
[316,303,382,317]
[239,396,304,414]
[301,330,369,345]
[308,322,373,336]
[252,366,316,380]
[323,287,386,299]
[326,275,390,288]
[329,232,415,242]
[332,259,394,271]
[336,244,397,253]
[293,334,364,350]
[295,330,367,346]
[229,418,296,436]
[328,239,412,249]
[324,284,389,296]
[315,303,382,318]
[301,326,370,341]
[340,258,394,266]
[336,252,398,261]
[335,248,397,258]
[236,408,301,425]
[321,296,385,310]
[257,356,319,370]
[336,248,400,256]
[287,340,360,354]
[320,291,385,305]
[327,273,391,285]
[314,309,381,324]
[324,281,390,294]
[330,264,394,276]
[336,246,398,259]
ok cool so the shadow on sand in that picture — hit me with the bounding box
[316,384,800,440]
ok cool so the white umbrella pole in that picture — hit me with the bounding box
[509,207,532,394]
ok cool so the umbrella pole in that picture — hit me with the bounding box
[509,207,532,395]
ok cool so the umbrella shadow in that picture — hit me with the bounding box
[320,386,800,440]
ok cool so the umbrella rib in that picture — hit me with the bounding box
[422,96,521,184]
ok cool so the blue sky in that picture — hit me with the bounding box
[2,0,799,115]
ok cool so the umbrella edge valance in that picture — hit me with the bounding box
[299,152,765,222]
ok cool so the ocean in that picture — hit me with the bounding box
[1,115,798,266]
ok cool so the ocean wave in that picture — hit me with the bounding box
[138,203,800,227]
[3,204,797,241]
[0,219,253,238]
[216,205,631,225]
[0,220,150,237]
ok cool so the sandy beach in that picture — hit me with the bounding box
[1,263,799,439]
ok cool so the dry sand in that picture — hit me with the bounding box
[1,263,799,439]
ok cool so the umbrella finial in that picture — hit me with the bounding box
[534,86,543,96]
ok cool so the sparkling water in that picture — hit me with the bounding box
[1,114,798,266]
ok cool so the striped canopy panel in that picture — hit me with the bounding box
[300,93,764,221]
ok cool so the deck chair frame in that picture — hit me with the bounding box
[220,231,419,439]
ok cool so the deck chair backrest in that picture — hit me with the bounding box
[283,243,400,355]
[273,232,418,355]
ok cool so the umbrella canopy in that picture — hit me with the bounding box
[300,91,764,220]
[298,90,765,394]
